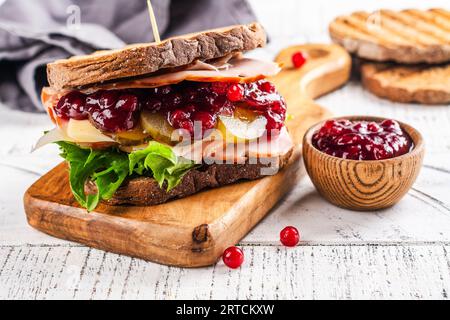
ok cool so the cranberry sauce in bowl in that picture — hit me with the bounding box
[303,117,424,210]
[53,80,286,136]
[312,119,414,160]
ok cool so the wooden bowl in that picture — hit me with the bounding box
[303,116,425,211]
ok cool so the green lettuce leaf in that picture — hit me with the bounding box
[57,141,197,211]
[129,141,196,190]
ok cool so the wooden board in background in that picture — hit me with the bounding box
[24,44,351,267]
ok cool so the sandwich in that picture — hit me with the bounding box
[36,23,294,211]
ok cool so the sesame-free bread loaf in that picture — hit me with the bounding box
[47,23,267,90]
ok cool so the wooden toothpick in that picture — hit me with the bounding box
[146,0,161,43]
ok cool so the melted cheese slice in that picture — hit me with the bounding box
[33,120,115,151]
[66,120,115,143]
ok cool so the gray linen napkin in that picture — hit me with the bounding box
[0,0,256,112]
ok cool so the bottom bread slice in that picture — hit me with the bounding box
[85,148,293,206]
[361,62,450,105]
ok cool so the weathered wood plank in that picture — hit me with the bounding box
[1,245,449,300]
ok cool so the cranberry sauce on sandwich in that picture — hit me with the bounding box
[35,24,294,210]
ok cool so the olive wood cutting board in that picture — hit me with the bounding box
[24,44,351,267]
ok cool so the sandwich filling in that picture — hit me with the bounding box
[37,57,294,210]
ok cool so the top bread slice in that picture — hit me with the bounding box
[329,9,450,64]
[47,23,266,90]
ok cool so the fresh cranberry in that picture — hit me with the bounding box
[90,94,139,132]
[227,84,244,102]
[183,104,197,115]
[168,108,196,134]
[211,82,229,95]
[244,82,277,109]
[381,119,401,133]
[86,90,120,111]
[373,146,390,160]
[312,119,414,160]
[292,51,307,69]
[210,95,235,115]
[163,93,183,108]
[280,226,300,247]
[219,101,235,117]
[177,119,194,134]
[192,111,216,131]
[265,110,284,131]
[168,109,190,127]
[323,120,336,131]
[368,122,382,133]
[117,94,138,111]
[184,87,199,103]
[222,247,244,269]
[270,100,286,114]
[157,85,172,95]
[143,97,163,113]
[336,133,360,146]
[54,91,88,120]
[195,83,212,95]
[203,92,219,107]
[259,80,276,93]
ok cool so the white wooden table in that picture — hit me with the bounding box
[1,0,450,300]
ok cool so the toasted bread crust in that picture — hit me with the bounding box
[47,23,267,90]
[361,62,450,104]
[329,9,450,64]
[85,149,293,206]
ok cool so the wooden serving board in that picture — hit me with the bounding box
[24,44,351,267]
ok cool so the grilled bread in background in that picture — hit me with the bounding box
[361,62,450,105]
[329,9,450,64]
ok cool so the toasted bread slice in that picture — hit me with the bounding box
[361,62,450,104]
[85,149,293,206]
[329,9,450,64]
[47,23,266,90]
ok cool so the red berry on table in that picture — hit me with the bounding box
[222,246,244,269]
[227,84,244,102]
[292,51,307,69]
[280,226,300,247]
